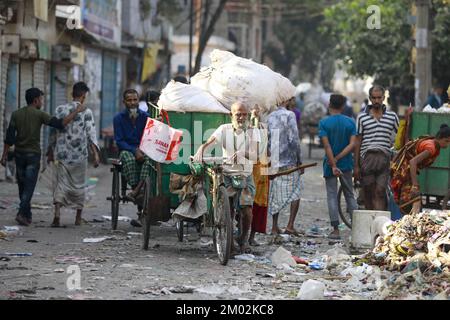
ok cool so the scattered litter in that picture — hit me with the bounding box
[0,257,11,262]
[228,284,252,295]
[271,247,297,267]
[119,264,138,268]
[55,256,90,264]
[83,237,114,243]
[195,284,226,295]
[234,254,256,262]
[309,259,326,271]
[4,226,20,232]
[26,240,39,243]
[31,204,52,210]
[3,252,32,257]
[297,280,325,300]
[12,289,36,295]
[54,268,65,273]
[127,232,142,236]
[292,256,309,265]
[102,215,132,222]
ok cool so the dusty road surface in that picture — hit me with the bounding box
[1,145,382,301]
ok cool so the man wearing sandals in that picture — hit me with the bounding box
[113,89,153,227]
[267,97,304,237]
[193,102,260,254]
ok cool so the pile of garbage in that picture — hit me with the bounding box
[367,210,450,272]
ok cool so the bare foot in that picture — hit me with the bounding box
[51,217,60,228]
[75,217,82,226]
[249,238,261,246]
[270,228,283,236]
[284,228,303,237]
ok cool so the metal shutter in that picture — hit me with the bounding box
[0,53,9,154]
[33,61,47,164]
[19,61,33,107]
[101,53,118,131]
[54,64,69,108]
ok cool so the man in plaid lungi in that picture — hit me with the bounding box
[113,89,152,225]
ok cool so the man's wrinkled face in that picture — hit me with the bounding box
[231,104,249,131]
[124,93,139,118]
[369,90,384,109]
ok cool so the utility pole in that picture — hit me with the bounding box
[414,0,432,111]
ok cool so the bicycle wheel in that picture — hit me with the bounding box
[337,183,361,229]
[111,168,120,230]
[176,220,184,242]
[142,177,152,250]
[213,186,232,266]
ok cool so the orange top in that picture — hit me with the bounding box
[416,139,440,158]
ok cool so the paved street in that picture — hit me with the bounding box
[0,144,380,300]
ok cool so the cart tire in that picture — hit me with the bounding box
[111,168,120,230]
[142,177,152,250]
[176,220,184,242]
[213,186,232,266]
[337,185,353,229]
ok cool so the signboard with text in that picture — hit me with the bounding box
[81,0,121,45]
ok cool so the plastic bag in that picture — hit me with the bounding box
[139,111,183,163]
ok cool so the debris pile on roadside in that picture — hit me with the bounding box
[367,210,450,272]
[363,209,450,299]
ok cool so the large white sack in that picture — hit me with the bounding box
[191,50,296,111]
[158,80,229,114]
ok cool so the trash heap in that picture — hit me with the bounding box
[368,210,450,272]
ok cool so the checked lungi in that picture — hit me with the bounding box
[119,151,152,188]
[268,169,303,216]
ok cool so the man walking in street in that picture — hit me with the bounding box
[1,88,87,226]
[355,85,399,210]
[47,82,100,227]
[319,94,358,240]
[193,102,260,253]
[267,98,303,236]
[113,89,152,227]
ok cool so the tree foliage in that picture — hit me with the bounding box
[263,0,338,88]
[322,0,449,90]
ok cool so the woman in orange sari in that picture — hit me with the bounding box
[391,124,450,214]
[249,105,269,246]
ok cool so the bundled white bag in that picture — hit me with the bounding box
[191,50,296,112]
[158,80,229,114]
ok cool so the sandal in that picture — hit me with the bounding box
[249,239,261,247]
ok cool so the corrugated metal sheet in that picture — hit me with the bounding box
[20,61,33,107]
[54,64,69,108]
[101,53,118,131]
[84,48,102,138]
[0,53,9,155]
[33,60,47,165]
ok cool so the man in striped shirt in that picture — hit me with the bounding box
[355,85,399,210]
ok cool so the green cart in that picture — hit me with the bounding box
[410,112,450,209]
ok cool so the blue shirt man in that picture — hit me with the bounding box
[113,89,152,215]
[319,94,358,240]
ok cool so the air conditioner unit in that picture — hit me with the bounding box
[20,39,38,59]
[52,44,71,62]
[1,34,20,54]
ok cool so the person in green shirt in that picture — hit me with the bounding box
[1,87,86,226]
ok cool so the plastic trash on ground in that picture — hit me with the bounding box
[297,280,325,300]
[271,246,297,267]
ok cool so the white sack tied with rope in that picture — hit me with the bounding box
[191,49,296,112]
[158,80,229,114]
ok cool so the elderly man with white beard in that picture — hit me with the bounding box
[193,102,261,254]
